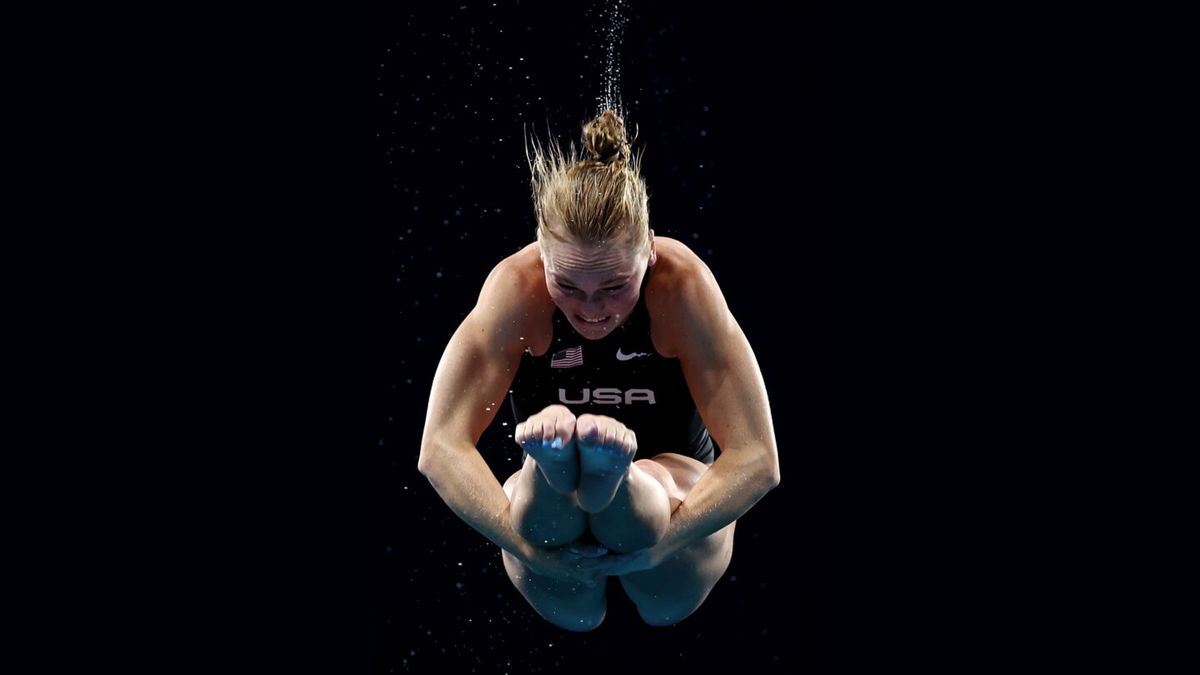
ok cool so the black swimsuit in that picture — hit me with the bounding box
[507,263,719,465]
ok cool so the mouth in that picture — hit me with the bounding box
[576,314,611,325]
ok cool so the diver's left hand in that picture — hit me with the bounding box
[585,546,658,577]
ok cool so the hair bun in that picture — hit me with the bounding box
[583,110,631,165]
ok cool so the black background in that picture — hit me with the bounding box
[371,3,827,673]
[89,1,1097,672]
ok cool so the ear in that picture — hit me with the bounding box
[648,230,657,267]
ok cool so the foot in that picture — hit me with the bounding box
[574,414,638,513]
[514,404,580,494]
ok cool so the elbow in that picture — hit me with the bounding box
[417,430,449,475]
[418,452,445,477]
[419,434,474,476]
[417,445,441,476]
[761,459,780,489]
[418,437,461,476]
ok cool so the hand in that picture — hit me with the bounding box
[604,547,662,571]
[566,542,609,558]
[586,546,658,577]
[520,541,611,587]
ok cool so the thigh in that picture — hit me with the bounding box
[618,520,735,625]
[618,453,736,625]
[637,452,710,511]
[502,467,521,500]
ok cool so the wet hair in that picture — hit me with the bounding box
[524,109,651,256]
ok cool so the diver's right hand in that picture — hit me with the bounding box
[519,539,609,587]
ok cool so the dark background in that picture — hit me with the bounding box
[86,2,1115,672]
[371,3,828,672]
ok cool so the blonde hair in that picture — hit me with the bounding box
[524,109,651,256]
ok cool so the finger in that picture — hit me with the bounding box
[623,428,637,454]
[575,567,602,584]
[577,557,611,572]
[590,553,623,568]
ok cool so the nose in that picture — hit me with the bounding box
[576,301,607,315]
[575,294,606,306]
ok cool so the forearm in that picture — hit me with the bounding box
[418,441,530,560]
[656,449,778,561]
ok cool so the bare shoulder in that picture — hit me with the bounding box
[652,236,708,274]
[646,237,726,358]
[476,243,555,352]
[420,245,550,453]
[479,243,550,319]
[651,237,777,471]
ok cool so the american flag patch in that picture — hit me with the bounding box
[550,345,583,368]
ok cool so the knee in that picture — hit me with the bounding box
[502,550,607,632]
[637,601,699,627]
[546,607,606,632]
[631,581,714,627]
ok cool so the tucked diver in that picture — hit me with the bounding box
[419,109,780,630]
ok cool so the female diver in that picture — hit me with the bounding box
[418,109,779,630]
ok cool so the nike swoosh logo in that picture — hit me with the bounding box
[616,348,652,361]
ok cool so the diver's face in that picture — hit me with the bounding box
[540,236,651,339]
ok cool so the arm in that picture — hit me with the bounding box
[651,443,776,566]
[417,258,540,561]
[420,437,531,560]
[642,256,781,568]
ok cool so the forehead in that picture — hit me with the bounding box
[544,240,638,274]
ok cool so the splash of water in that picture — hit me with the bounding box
[596,0,629,118]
